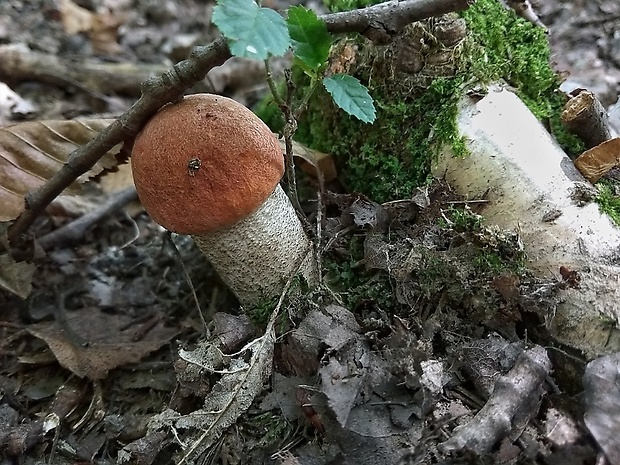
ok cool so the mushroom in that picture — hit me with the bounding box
[131,94,318,307]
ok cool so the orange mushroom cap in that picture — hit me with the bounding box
[131,94,284,235]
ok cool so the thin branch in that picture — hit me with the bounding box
[322,0,473,43]
[7,0,471,246]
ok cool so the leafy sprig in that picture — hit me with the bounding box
[212,0,376,123]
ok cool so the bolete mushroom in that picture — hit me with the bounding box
[131,93,317,307]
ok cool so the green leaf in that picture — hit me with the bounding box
[323,74,376,123]
[212,0,290,60]
[287,6,332,72]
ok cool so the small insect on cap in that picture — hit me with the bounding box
[131,94,285,235]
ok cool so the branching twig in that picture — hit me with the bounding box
[7,0,472,247]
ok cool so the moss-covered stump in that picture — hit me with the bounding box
[284,0,583,203]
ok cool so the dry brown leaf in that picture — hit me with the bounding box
[90,11,124,55]
[57,0,94,35]
[284,140,338,182]
[574,137,620,183]
[28,307,180,380]
[0,252,35,298]
[0,118,118,221]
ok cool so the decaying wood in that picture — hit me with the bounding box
[574,137,620,183]
[0,44,168,97]
[562,89,612,149]
[435,86,620,358]
[440,345,551,454]
[322,0,472,44]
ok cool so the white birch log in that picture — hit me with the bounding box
[433,85,620,359]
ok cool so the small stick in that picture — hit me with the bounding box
[37,186,138,250]
[562,90,612,150]
[439,345,551,454]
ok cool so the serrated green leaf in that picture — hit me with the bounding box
[287,6,332,72]
[323,74,376,123]
[212,0,290,60]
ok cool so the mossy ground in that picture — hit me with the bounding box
[255,0,601,314]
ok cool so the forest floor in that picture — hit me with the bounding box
[0,0,619,464]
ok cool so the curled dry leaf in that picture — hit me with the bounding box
[0,118,118,222]
[285,140,337,182]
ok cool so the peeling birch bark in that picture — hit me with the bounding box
[433,85,620,358]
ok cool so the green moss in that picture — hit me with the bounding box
[260,0,584,203]
[244,411,292,451]
[596,182,620,227]
[323,0,375,12]
[324,235,398,310]
[445,206,527,274]
[462,0,583,154]
[295,71,468,202]
[245,296,279,327]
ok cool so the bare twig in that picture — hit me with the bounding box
[37,187,138,250]
[7,0,471,247]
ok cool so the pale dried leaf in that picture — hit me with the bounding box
[28,307,179,380]
[348,197,388,229]
[0,118,118,221]
[173,329,275,464]
[178,343,226,373]
[57,0,94,34]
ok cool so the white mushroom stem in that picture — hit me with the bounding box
[433,85,620,358]
[192,184,318,308]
